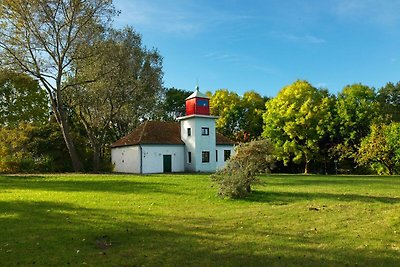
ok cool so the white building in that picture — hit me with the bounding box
[111,87,235,174]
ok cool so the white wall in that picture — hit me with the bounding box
[111,146,141,173]
[142,145,185,174]
[180,116,217,172]
[216,145,235,170]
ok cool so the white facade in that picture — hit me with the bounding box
[216,145,235,170]
[141,145,185,174]
[111,146,141,173]
[112,145,185,174]
[179,115,219,172]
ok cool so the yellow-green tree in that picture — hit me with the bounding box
[208,89,266,142]
[263,80,334,174]
[357,122,400,175]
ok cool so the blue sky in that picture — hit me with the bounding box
[113,0,400,97]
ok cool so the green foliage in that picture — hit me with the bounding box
[212,139,276,198]
[333,83,380,160]
[0,70,49,127]
[65,26,163,171]
[357,122,400,175]
[377,81,400,122]
[161,87,192,120]
[263,80,334,174]
[209,89,267,142]
[0,0,118,172]
[0,123,34,173]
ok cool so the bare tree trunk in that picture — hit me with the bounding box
[92,144,101,173]
[59,110,83,172]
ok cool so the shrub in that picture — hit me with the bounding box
[211,139,276,198]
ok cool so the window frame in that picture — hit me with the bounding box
[201,127,209,136]
[202,151,210,163]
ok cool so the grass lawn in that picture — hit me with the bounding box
[0,173,399,266]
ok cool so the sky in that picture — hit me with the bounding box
[113,0,400,97]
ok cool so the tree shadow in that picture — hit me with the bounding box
[264,175,400,187]
[247,190,400,204]
[0,175,183,195]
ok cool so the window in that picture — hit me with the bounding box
[188,152,192,163]
[187,128,191,136]
[202,151,210,163]
[216,150,218,162]
[197,99,208,107]
[224,150,231,161]
[201,127,209,136]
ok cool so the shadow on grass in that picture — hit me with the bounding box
[264,175,400,187]
[0,176,182,195]
[247,190,400,204]
[1,200,399,267]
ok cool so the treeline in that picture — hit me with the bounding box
[208,80,400,175]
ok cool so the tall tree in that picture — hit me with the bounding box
[263,80,334,174]
[65,27,163,171]
[377,81,400,122]
[208,89,267,142]
[161,87,191,120]
[0,0,117,171]
[333,83,380,161]
[0,70,48,126]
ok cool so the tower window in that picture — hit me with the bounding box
[201,127,209,136]
[187,128,191,136]
[202,151,210,163]
[216,150,218,162]
[188,152,192,163]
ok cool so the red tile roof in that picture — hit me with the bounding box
[110,121,235,148]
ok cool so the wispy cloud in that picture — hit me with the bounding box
[331,0,400,27]
[114,0,251,36]
[278,33,326,44]
[204,52,242,63]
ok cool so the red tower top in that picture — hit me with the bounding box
[185,86,210,116]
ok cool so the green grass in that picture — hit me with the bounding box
[0,174,399,266]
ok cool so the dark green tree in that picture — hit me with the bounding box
[0,70,49,127]
[377,81,400,122]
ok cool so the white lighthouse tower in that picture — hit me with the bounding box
[177,86,218,172]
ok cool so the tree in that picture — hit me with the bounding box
[357,123,400,175]
[0,0,117,171]
[65,27,163,171]
[236,91,267,142]
[333,83,380,161]
[377,81,400,122]
[263,80,334,174]
[0,70,48,126]
[161,87,191,120]
[211,139,276,198]
[209,89,241,139]
[208,89,267,142]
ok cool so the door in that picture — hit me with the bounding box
[163,155,172,173]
